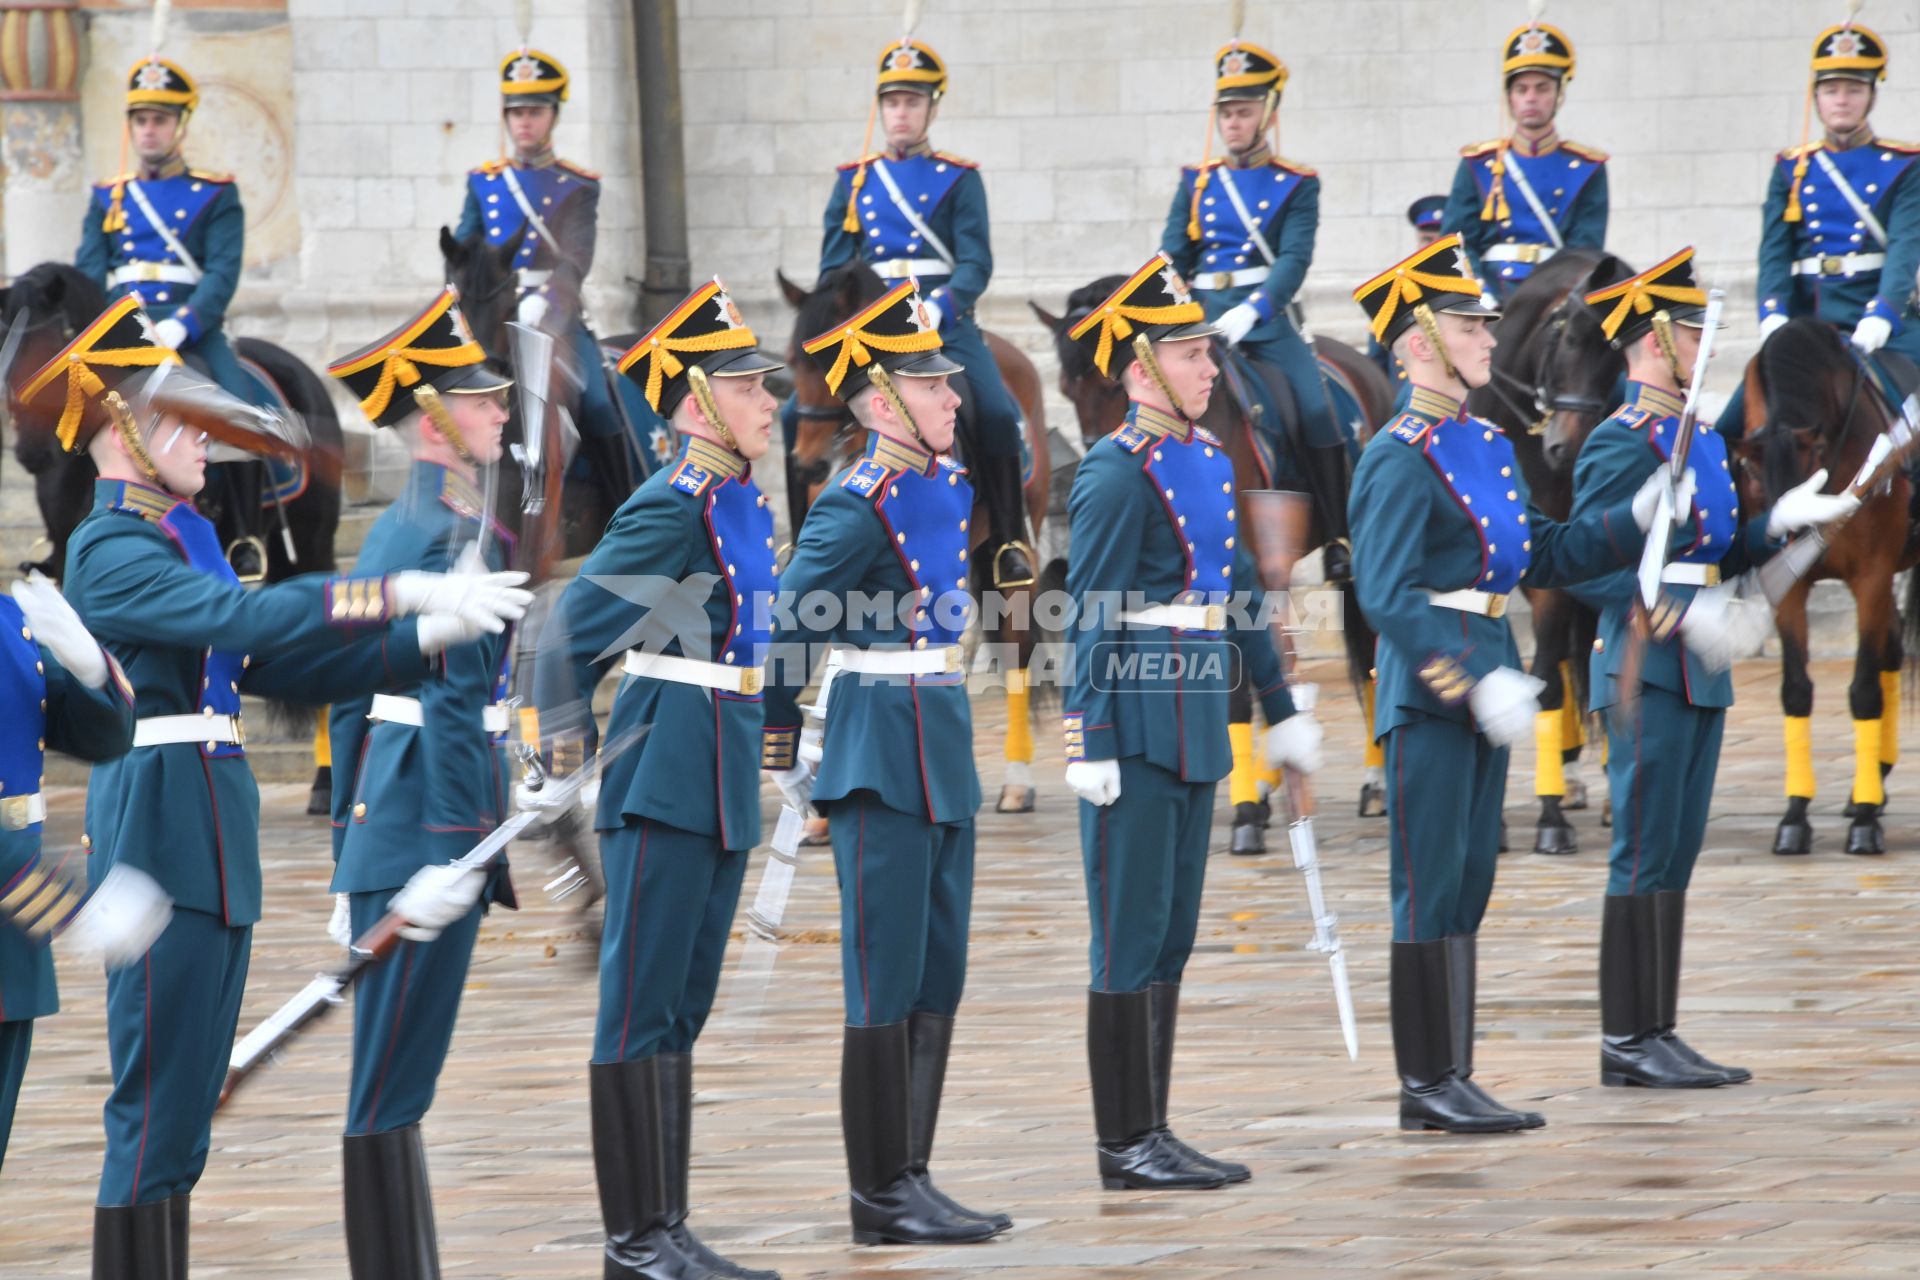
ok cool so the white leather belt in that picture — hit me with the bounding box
[622,649,764,694]
[871,258,952,281]
[1794,252,1885,277]
[832,644,962,676]
[108,262,203,287]
[0,793,46,831]
[1121,603,1226,631]
[1660,563,1721,586]
[1482,243,1556,265]
[133,713,244,747]
[516,268,552,288]
[1428,589,1509,618]
[1192,266,1269,290]
[368,694,512,734]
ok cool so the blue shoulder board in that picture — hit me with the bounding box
[936,455,969,479]
[1194,426,1223,448]
[1110,424,1151,455]
[1385,415,1431,445]
[670,460,714,496]
[842,458,889,496]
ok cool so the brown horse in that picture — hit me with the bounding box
[1468,248,1634,855]
[1033,275,1392,845]
[776,264,1052,815]
[1736,319,1918,855]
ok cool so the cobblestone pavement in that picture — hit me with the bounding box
[5,657,1919,1277]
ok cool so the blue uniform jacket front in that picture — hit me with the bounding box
[1757,136,1920,334]
[1350,387,1643,741]
[65,480,433,925]
[330,463,517,898]
[1063,402,1296,780]
[454,155,601,304]
[1443,136,1608,291]
[820,145,989,326]
[75,162,244,346]
[0,597,135,1023]
[538,437,778,851]
[1567,383,1780,711]
[1159,154,1318,340]
[763,432,981,825]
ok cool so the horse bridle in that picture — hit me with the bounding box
[1485,271,1614,435]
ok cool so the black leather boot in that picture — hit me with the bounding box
[306,764,333,817]
[1392,941,1537,1133]
[1087,990,1227,1188]
[1599,897,1723,1088]
[91,1201,172,1280]
[980,455,1035,589]
[1148,983,1251,1181]
[906,1013,1012,1234]
[168,1194,188,1279]
[1443,936,1543,1128]
[588,1059,712,1279]
[1652,892,1749,1084]
[843,1022,996,1245]
[342,1125,442,1279]
[658,1053,781,1279]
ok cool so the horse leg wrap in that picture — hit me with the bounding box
[314,709,331,769]
[1559,663,1586,752]
[1785,716,1816,799]
[1880,671,1901,768]
[1854,719,1887,807]
[1229,722,1261,807]
[1534,709,1566,798]
[1003,668,1034,765]
[1362,680,1385,770]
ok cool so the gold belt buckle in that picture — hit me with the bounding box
[1201,604,1226,630]
[1486,593,1509,619]
[738,668,764,696]
[1702,565,1721,587]
[0,795,33,831]
[136,262,165,282]
[1821,255,1845,275]
[1201,271,1229,290]
[1517,245,1542,264]
[230,715,246,747]
[941,646,962,674]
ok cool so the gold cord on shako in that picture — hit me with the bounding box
[683,365,740,452]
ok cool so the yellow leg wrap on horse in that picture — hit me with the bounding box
[1229,722,1260,807]
[1854,718,1887,807]
[1362,679,1384,769]
[313,708,331,769]
[1559,662,1586,751]
[1534,708,1565,798]
[1784,715,1816,799]
[1879,670,1900,767]
[1003,669,1034,764]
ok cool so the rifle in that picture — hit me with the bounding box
[1242,488,1359,1061]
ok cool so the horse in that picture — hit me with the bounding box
[1034,274,1391,848]
[1735,318,1918,856]
[776,262,1052,815]
[1467,248,1635,855]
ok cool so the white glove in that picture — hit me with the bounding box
[415,611,492,656]
[1264,713,1324,775]
[1214,301,1262,347]
[327,893,354,948]
[1065,759,1122,806]
[391,862,486,942]
[797,725,824,768]
[12,572,108,689]
[921,297,945,332]
[771,761,815,811]
[389,570,532,634]
[516,292,551,330]
[1676,584,1773,674]
[514,775,593,826]
[1765,467,1861,539]
[65,865,172,969]
[1852,314,1893,354]
[1632,467,1698,533]
[1758,313,1789,341]
[1468,666,1545,750]
[152,316,190,352]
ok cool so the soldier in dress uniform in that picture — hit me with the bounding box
[0,575,151,1175]
[815,34,1035,590]
[1347,234,1678,1134]
[1567,249,1857,1090]
[14,296,530,1278]
[1060,253,1323,1190]
[455,45,644,461]
[322,288,524,1276]
[530,278,785,1280]
[75,52,277,575]
[1442,17,1608,303]
[763,280,1009,1246]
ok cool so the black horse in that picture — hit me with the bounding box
[1468,248,1633,855]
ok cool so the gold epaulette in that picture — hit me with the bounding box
[186,168,234,184]
[472,158,508,176]
[1460,138,1504,158]
[837,152,884,172]
[1781,140,1823,161]
[556,157,600,181]
[1876,137,1920,153]
[1560,140,1609,163]
[1272,155,1318,177]
[930,150,977,169]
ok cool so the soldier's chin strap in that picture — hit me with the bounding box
[1411,303,1460,385]
[103,390,162,483]
[1131,332,1191,421]
[684,366,740,453]
[413,384,474,463]
[866,364,930,450]
[1650,310,1687,391]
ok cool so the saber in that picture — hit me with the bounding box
[1635,289,1725,610]
[1243,488,1359,1060]
[219,726,642,1108]
[507,320,556,516]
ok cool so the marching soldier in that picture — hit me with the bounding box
[1347,234,1676,1133]
[14,296,530,1277]
[763,280,1009,1245]
[816,32,1035,590]
[0,575,152,1174]
[529,278,785,1280]
[1442,16,1608,302]
[322,289,524,1276]
[1060,253,1322,1189]
[1569,249,1857,1089]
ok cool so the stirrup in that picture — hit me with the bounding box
[225,534,269,584]
[992,540,1036,590]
